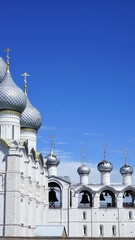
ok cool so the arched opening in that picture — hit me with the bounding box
[123,190,135,207]
[82,211,86,220]
[99,225,104,236]
[83,225,87,236]
[99,190,116,208]
[78,190,92,208]
[48,182,62,208]
[112,225,116,236]
[129,211,133,220]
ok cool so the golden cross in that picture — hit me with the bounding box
[22,72,30,94]
[4,47,12,65]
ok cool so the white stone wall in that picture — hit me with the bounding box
[20,129,37,151]
[0,111,21,140]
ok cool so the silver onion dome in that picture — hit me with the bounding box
[46,150,60,167]
[20,96,42,130]
[97,160,113,172]
[0,57,6,82]
[77,163,90,175]
[0,69,26,113]
[120,163,133,175]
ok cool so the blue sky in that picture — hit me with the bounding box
[1,0,135,183]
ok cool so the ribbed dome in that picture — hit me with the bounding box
[97,160,113,172]
[0,69,26,113]
[46,150,60,167]
[0,57,6,82]
[20,96,42,130]
[77,164,90,175]
[120,163,133,175]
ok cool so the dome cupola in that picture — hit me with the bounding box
[20,96,42,130]
[77,163,90,185]
[20,72,42,131]
[120,162,133,185]
[97,160,113,173]
[77,164,90,175]
[0,49,27,141]
[97,146,113,185]
[46,137,60,176]
[0,67,26,113]
[97,146,113,173]
[0,57,6,82]
[46,149,60,167]
[77,146,90,185]
[120,163,133,175]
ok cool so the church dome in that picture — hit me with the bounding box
[20,96,42,130]
[97,160,113,172]
[0,69,26,113]
[77,163,90,175]
[46,150,60,167]
[0,57,6,82]
[120,163,133,175]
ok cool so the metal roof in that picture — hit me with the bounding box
[36,225,67,237]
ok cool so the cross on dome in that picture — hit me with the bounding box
[82,144,85,163]
[50,135,55,153]
[4,47,12,67]
[22,72,30,94]
[103,144,107,160]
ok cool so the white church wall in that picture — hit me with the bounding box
[0,111,20,140]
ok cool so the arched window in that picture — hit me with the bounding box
[129,211,133,220]
[123,190,134,207]
[99,190,116,208]
[99,225,103,236]
[48,182,62,208]
[112,225,116,236]
[78,190,92,208]
[82,211,86,220]
[83,225,87,235]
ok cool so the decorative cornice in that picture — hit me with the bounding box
[21,128,37,133]
[0,109,20,116]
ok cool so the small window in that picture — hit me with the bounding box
[99,225,103,236]
[83,211,86,220]
[129,211,133,220]
[83,225,87,235]
[112,225,116,236]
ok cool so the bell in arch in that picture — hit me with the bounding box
[100,192,105,201]
[80,192,90,204]
[49,188,58,202]
[125,191,130,197]
[105,191,109,196]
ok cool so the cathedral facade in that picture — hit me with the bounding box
[0,52,135,238]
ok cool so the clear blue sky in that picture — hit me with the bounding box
[1,0,135,183]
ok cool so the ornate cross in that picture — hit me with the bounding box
[22,72,30,94]
[4,47,12,65]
